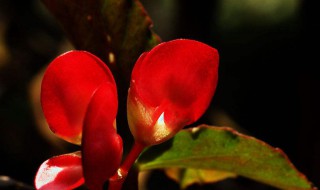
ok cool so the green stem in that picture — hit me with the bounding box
[108,141,146,190]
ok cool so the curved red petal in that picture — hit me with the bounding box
[82,83,123,190]
[128,39,219,145]
[41,50,115,144]
[34,151,84,190]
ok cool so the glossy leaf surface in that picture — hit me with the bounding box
[34,152,84,190]
[82,83,123,190]
[138,125,315,190]
[41,51,115,144]
[128,39,219,145]
[41,0,160,79]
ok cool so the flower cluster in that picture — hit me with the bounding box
[35,39,219,190]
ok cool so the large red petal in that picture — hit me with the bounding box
[82,83,123,190]
[128,39,219,145]
[41,50,115,144]
[34,152,84,190]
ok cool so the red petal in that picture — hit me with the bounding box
[128,39,219,145]
[34,151,84,190]
[82,83,123,190]
[41,51,115,144]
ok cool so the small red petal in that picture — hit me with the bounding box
[128,39,219,145]
[41,50,115,144]
[34,151,84,190]
[82,83,123,190]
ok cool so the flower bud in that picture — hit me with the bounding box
[82,83,123,190]
[35,152,84,190]
[41,50,115,144]
[127,39,219,145]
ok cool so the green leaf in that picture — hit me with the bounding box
[165,168,236,189]
[138,125,316,190]
[41,0,160,80]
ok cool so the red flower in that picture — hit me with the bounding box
[127,39,219,145]
[35,51,123,190]
[35,39,219,190]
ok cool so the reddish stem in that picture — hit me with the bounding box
[108,141,146,190]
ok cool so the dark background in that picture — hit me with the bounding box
[0,0,319,189]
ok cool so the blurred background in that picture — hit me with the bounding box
[0,0,319,189]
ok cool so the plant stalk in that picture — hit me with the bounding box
[108,141,145,190]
